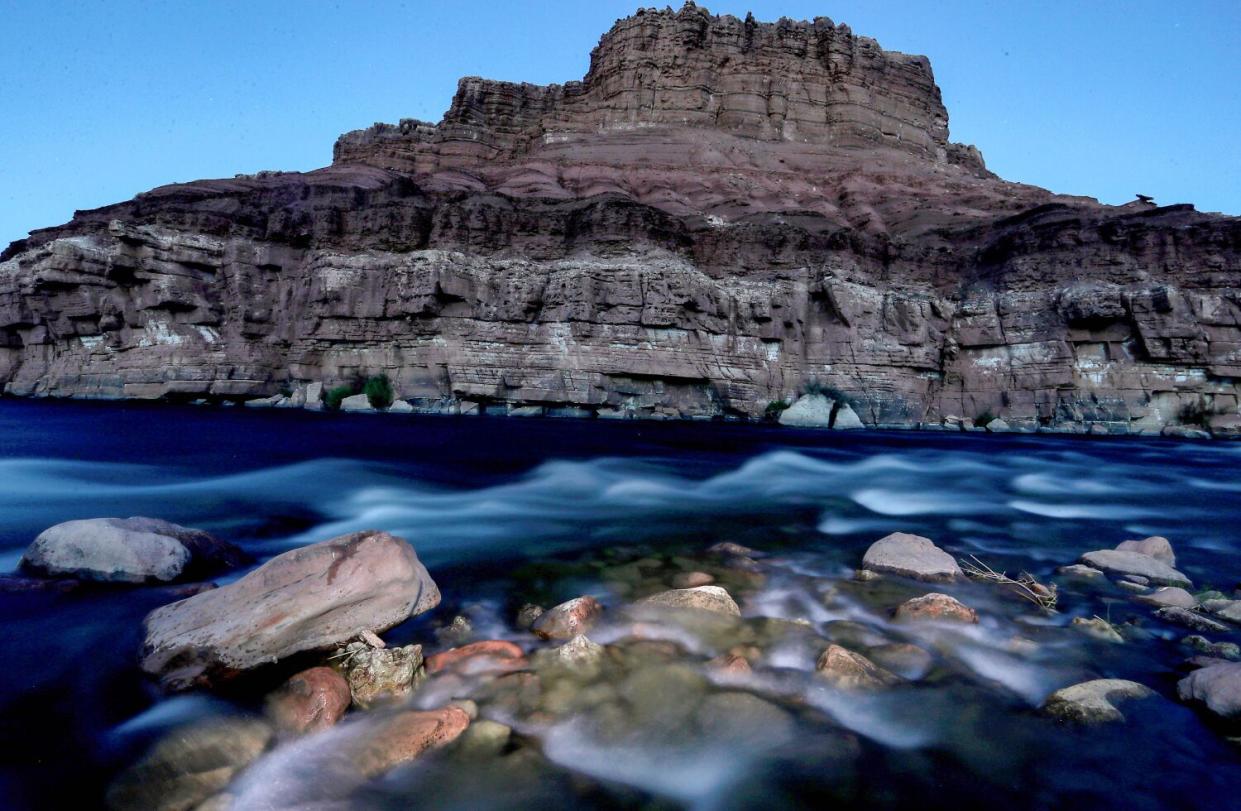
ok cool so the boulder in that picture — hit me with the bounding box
[1071,616,1124,643]
[635,585,741,617]
[425,640,527,675]
[1056,564,1106,581]
[1155,606,1229,634]
[1042,679,1155,723]
[1203,599,1241,624]
[531,596,603,640]
[20,517,246,584]
[265,666,351,736]
[984,417,1012,433]
[815,644,899,689]
[140,530,439,689]
[456,719,513,757]
[1115,536,1176,566]
[339,394,372,412]
[336,641,425,708]
[893,592,978,623]
[1177,662,1241,718]
[861,533,962,582]
[833,403,865,430]
[778,394,834,427]
[1135,587,1197,609]
[544,634,605,671]
[867,642,934,680]
[515,603,544,630]
[671,571,715,588]
[1078,549,1192,588]
[105,717,272,811]
[388,399,414,413]
[348,705,471,778]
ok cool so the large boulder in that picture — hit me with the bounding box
[140,530,439,689]
[1042,679,1156,723]
[1177,662,1241,718]
[778,394,834,427]
[20,517,247,584]
[861,532,962,582]
[1077,549,1192,588]
[1135,587,1197,609]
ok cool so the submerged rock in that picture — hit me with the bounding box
[893,592,978,624]
[1071,616,1124,643]
[635,585,741,617]
[861,533,962,582]
[265,666,351,736]
[1203,599,1241,625]
[1077,549,1191,588]
[1177,662,1241,718]
[815,644,900,689]
[105,717,272,811]
[1056,564,1106,581]
[336,641,426,708]
[515,603,544,630]
[531,596,603,640]
[671,571,715,588]
[348,705,471,778]
[20,517,246,584]
[426,640,527,675]
[140,530,439,689]
[867,642,935,680]
[544,634,605,671]
[1156,606,1229,634]
[1115,536,1176,566]
[696,691,796,746]
[1042,679,1156,724]
[1183,636,1241,661]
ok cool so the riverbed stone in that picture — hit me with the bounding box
[861,533,962,582]
[672,571,716,588]
[867,642,935,680]
[778,394,833,427]
[1202,600,1241,624]
[1042,679,1156,723]
[105,717,272,811]
[1136,587,1197,609]
[635,585,741,617]
[531,596,603,640]
[1056,564,1106,581]
[426,640,527,675]
[21,517,246,584]
[1115,536,1176,566]
[815,644,900,689]
[140,530,439,689]
[894,592,978,623]
[1156,606,1229,633]
[1078,549,1192,588]
[1071,616,1124,643]
[1183,636,1241,661]
[695,691,796,746]
[265,666,351,736]
[336,641,425,708]
[1177,662,1241,718]
[348,705,471,778]
[515,603,544,630]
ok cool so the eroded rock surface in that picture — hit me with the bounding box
[140,530,439,689]
[2,5,1238,433]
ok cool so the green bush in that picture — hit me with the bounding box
[764,399,790,420]
[324,384,357,411]
[975,410,996,428]
[801,378,854,407]
[364,374,395,410]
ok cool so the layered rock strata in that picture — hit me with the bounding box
[2,3,1239,434]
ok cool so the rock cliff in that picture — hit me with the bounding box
[3,3,1240,435]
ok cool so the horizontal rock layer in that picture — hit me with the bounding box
[1,4,1239,432]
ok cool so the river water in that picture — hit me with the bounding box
[1,400,1239,808]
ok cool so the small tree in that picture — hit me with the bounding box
[325,384,357,411]
[364,374,395,410]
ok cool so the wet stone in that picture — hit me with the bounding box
[1072,616,1124,644]
[1042,679,1156,724]
[532,596,603,640]
[1155,606,1229,634]
[893,592,978,623]
[815,644,900,690]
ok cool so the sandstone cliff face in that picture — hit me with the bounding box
[2,3,1239,435]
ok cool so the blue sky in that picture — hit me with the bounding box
[1,1,1238,243]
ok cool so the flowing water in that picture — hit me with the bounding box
[1,400,1239,809]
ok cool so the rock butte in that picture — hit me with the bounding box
[2,3,1239,434]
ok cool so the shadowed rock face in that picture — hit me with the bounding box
[2,3,1239,433]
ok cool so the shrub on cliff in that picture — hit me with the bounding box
[364,375,395,410]
[801,379,855,408]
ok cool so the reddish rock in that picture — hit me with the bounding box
[425,640,527,674]
[266,666,351,736]
[707,653,752,675]
[893,593,978,624]
[349,705,471,778]
[815,645,899,689]
[531,596,602,640]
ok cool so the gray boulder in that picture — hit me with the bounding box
[20,517,246,584]
[1135,587,1197,609]
[778,394,833,428]
[1115,535,1176,566]
[1078,549,1192,588]
[339,393,372,412]
[833,403,865,430]
[140,530,439,689]
[1042,679,1156,723]
[861,532,962,582]
[1155,606,1229,633]
[1177,662,1241,718]
[635,585,741,617]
